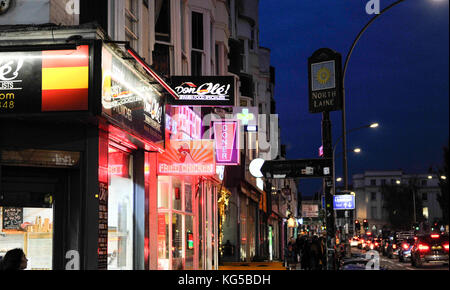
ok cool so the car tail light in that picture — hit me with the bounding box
[431,234,440,239]
[418,244,430,252]
[402,243,409,250]
[443,243,449,251]
[370,244,374,250]
[393,244,397,249]
[375,242,379,246]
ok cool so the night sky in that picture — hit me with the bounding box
[258,0,449,196]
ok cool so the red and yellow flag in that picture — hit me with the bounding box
[41,45,89,111]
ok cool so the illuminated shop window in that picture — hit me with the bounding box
[107,148,134,270]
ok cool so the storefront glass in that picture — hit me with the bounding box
[107,147,134,270]
[157,175,198,270]
[0,207,53,270]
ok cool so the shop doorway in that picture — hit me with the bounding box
[0,166,67,270]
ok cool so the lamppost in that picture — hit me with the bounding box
[333,123,378,253]
[341,0,407,191]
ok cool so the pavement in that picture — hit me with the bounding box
[218,261,287,270]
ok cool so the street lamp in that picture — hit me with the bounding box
[341,0,407,191]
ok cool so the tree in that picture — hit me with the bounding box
[436,141,449,225]
[381,181,424,231]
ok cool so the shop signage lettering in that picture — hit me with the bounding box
[308,48,343,113]
[102,45,164,145]
[169,76,235,106]
[0,149,80,168]
[212,120,240,165]
[158,140,215,176]
[0,45,90,114]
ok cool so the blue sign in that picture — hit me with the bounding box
[333,195,355,210]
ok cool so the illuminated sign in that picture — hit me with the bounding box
[102,45,164,144]
[157,140,215,176]
[169,76,235,106]
[0,45,89,113]
[233,107,258,132]
[302,204,319,218]
[166,106,202,140]
[211,120,240,165]
[333,195,355,210]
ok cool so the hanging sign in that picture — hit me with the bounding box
[0,45,89,114]
[211,120,240,165]
[168,76,235,106]
[158,140,215,176]
[308,48,343,113]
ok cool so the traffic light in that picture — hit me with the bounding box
[363,219,369,230]
[355,220,361,232]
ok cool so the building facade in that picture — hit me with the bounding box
[353,170,444,233]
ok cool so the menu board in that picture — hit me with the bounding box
[2,207,23,230]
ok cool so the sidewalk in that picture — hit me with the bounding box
[218,261,287,270]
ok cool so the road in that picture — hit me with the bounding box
[351,247,449,270]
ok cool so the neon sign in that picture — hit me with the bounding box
[212,120,240,165]
[158,140,215,176]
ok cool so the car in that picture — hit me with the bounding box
[386,237,401,259]
[350,236,359,247]
[398,237,416,262]
[411,233,449,268]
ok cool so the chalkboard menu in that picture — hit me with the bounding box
[2,207,23,230]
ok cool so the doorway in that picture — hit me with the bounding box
[0,166,67,270]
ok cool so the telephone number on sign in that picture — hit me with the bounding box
[0,100,15,109]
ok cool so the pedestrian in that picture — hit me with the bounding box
[301,237,311,270]
[0,248,28,270]
[310,236,321,270]
[285,237,297,270]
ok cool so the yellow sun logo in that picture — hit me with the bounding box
[317,67,331,85]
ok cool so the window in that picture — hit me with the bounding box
[371,206,377,219]
[381,179,386,186]
[108,148,134,270]
[152,43,172,77]
[180,0,186,53]
[422,207,429,219]
[155,0,171,42]
[421,180,427,186]
[192,12,204,50]
[191,11,204,76]
[125,0,139,50]
[153,0,172,77]
[239,39,246,72]
[371,192,377,201]
[215,44,220,75]
[370,179,376,186]
[422,193,428,201]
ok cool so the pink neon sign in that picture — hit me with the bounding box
[212,120,240,165]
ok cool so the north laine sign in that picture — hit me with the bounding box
[169,76,235,106]
[308,48,343,113]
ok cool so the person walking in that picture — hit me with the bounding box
[310,236,321,270]
[285,237,298,270]
[0,248,28,270]
[301,237,311,270]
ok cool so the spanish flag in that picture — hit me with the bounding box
[41,45,89,111]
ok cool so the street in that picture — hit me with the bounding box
[351,247,449,271]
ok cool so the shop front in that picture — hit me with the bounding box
[0,26,172,270]
[155,106,220,270]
